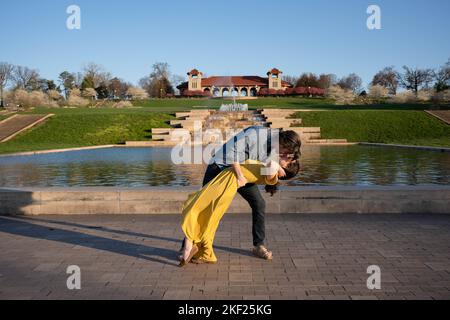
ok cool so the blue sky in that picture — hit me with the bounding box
[0,0,449,88]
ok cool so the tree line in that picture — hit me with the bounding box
[0,62,180,108]
[1,59,449,108]
[282,58,450,96]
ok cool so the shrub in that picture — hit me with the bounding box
[309,87,326,96]
[82,88,97,100]
[285,88,294,95]
[113,101,133,108]
[294,87,308,95]
[431,89,450,104]
[126,87,148,100]
[66,89,90,107]
[7,89,57,108]
[69,88,82,97]
[326,86,355,104]
[369,85,389,98]
[417,89,433,102]
[182,90,209,97]
[258,88,279,96]
[48,90,63,101]
[389,91,418,104]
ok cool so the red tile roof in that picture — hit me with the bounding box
[200,76,291,87]
[188,69,201,76]
[176,74,292,90]
[267,68,282,75]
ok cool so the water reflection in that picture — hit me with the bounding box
[0,146,448,187]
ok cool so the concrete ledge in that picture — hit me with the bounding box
[1,186,449,216]
[0,145,118,157]
[359,142,450,153]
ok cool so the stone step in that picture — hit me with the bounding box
[267,119,301,127]
[170,120,205,127]
[306,139,348,144]
[188,110,212,114]
[175,112,191,118]
[184,116,209,120]
[262,109,301,116]
[151,128,171,134]
[290,127,321,134]
[300,132,322,140]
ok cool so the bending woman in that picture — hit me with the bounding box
[179,159,299,266]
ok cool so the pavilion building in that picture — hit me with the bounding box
[177,68,293,97]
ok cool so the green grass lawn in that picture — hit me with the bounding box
[0,108,173,154]
[132,97,449,111]
[295,110,450,147]
[132,97,335,110]
[0,97,449,155]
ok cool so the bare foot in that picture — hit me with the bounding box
[179,239,199,267]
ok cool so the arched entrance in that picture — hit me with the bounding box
[212,88,220,97]
[231,88,239,97]
[240,88,248,97]
[250,88,257,97]
[203,88,211,96]
[222,88,230,97]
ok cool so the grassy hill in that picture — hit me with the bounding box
[0,97,448,154]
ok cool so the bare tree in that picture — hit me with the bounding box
[140,62,174,98]
[0,62,15,108]
[171,74,186,95]
[371,66,399,95]
[150,62,171,80]
[399,66,434,94]
[108,77,130,99]
[318,74,337,89]
[337,73,363,93]
[282,75,298,87]
[83,63,112,88]
[434,58,450,92]
[13,66,40,91]
[296,73,319,87]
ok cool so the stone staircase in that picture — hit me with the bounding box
[126,109,349,146]
[0,114,54,143]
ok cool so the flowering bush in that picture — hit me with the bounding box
[369,85,389,98]
[6,89,58,108]
[126,87,148,100]
[326,86,355,104]
[113,101,133,108]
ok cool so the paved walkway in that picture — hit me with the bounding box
[0,114,52,142]
[426,110,450,125]
[0,214,449,300]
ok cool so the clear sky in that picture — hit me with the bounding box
[1,0,449,88]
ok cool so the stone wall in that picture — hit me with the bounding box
[1,186,449,215]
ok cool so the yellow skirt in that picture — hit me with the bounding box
[181,161,278,263]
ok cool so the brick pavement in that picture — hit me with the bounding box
[0,214,449,300]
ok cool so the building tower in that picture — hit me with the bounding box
[267,68,283,90]
[187,69,203,91]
